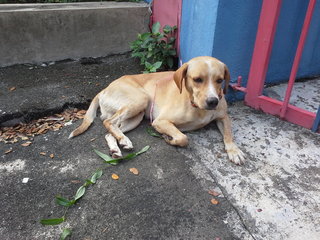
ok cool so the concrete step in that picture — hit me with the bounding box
[0,2,149,67]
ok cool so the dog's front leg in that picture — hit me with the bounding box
[216,115,245,165]
[152,119,188,147]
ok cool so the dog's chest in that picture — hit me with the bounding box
[178,111,216,131]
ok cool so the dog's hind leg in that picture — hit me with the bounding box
[104,111,145,157]
[103,99,147,150]
[119,111,145,133]
[105,134,122,158]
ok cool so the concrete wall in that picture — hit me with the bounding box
[0,2,149,67]
[180,0,320,86]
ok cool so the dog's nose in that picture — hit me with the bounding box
[206,97,219,109]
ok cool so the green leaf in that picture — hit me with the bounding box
[168,37,176,44]
[145,61,152,69]
[167,57,174,68]
[93,149,119,165]
[84,179,93,187]
[55,196,75,207]
[94,146,150,164]
[153,61,162,70]
[146,127,163,138]
[90,169,103,184]
[132,52,143,58]
[74,186,85,201]
[134,145,150,156]
[60,228,72,240]
[168,49,177,56]
[152,22,161,34]
[40,217,65,225]
[163,25,172,34]
[140,32,151,40]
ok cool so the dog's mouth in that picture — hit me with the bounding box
[205,105,217,110]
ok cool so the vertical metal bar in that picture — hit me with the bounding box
[245,0,282,109]
[280,0,316,118]
[312,107,320,132]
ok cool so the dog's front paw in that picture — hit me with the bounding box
[225,143,245,165]
[163,134,188,147]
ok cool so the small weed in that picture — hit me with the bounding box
[40,145,150,237]
[130,22,177,73]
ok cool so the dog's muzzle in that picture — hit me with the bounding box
[205,97,219,110]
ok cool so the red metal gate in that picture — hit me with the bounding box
[232,0,320,133]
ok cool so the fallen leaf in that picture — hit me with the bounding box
[37,127,47,134]
[49,154,54,159]
[71,180,81,184]
[210,198,219,205]
[5,148,13,154]
[111,174,119,180]
[208,189,221,197]
[129,168,139,175]
[77,110,86,115]
[9,87,16,91]
[21,141,32,147]
[39,152,46,156]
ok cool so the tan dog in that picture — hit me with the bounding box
[69,56,245,164]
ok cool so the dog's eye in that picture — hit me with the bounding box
[194,78,203,83]
[217,79,223,84]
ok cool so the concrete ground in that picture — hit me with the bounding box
[0,55,319,240]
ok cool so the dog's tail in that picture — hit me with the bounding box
[68,95,99,139]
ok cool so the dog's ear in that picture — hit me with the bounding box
[173,63,188,93]
[223,64,230,94]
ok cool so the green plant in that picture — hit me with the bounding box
[130,22,177,73]
[40,145,150,237]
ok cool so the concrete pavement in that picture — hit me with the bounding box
[0,55,319,239]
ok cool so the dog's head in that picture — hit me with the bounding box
[173,56,230,110]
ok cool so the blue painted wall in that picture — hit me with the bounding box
[180,0,220,62]
[180,0,320,91]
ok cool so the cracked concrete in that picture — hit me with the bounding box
[1,55,319,239]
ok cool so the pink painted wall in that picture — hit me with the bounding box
[151,0,182,54]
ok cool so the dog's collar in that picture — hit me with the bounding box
[190,100,198,108]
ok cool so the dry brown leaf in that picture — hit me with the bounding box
[208,189,221,197]
[49,154,54,159]
[0,108,84,144]
[71,180,81,184]
[210,198,219,205]
[77,110,86,115]
[37,128,47,134]
[5,148,13,154]
[129,168,139,175]
[21,141,32,147]
[111,174,119,180]
[39,152,46,156]
[9,86,16,91]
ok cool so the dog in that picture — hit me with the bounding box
[69,56,245,165]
